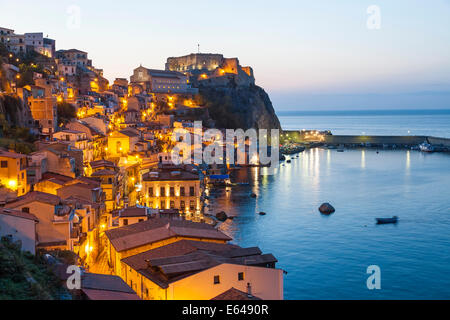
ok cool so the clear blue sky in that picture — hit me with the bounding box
[2,0,450,110]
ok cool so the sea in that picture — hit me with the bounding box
[207,109,450,299]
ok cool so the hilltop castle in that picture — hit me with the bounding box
[165,53,255,87]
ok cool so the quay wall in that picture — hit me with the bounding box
[282,131,450,147]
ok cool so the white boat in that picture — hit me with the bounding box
[419,141,434,153]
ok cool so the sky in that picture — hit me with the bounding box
[1,0,450,110]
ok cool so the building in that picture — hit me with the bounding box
[53,130,94,164]
[104,217,231,277]
[56,49,92,68]
[5,192,74,250]
[107,129,140,157]
[0,208,38,254]
[89,161,120,212]
[141,166,201,215]
[116,206,148,227]
[69,273,140,300]
[0,150,28,196]
[120,239,283,300]
[130,66,194,94]
[165,53,255,87]
[22,82,57,134]
[25,33,55,57]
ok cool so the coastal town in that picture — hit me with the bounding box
[0,26,284,300]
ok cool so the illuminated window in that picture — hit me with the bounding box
[213,275,220,284]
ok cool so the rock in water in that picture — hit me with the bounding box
[216,211,228,222]
[319,203,335,215]
[259,212,267,216]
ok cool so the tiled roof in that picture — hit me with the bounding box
[90,159,116,168]
[142,169,199,181]
[5,191,62,207]
[0,149,27,159]
[119,207,147,218]
[211,288,262,301]
[0,208,39,222]
[105,218,231,252]
[91,169,117,177]
[121,240,276,289]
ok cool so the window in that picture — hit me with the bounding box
[160,187,165,197]
[189,200,195,211]
[238,272,245,281]
[170,187,175,196]
[22,207,30,213]
[139,219,144,223]
[180,201,185,209]
[123,219,128,226]
[148,187,154,197]
[189,186,195,196]
[160,201,164,209]
[170,201,175,209]
[213,275,220,285]
[180,187,185,196]
[1,161,8,168]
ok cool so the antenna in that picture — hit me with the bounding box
[197,44,200,54]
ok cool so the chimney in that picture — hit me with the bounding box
[246,283,253,298]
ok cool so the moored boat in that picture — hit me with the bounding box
[419,141,434,153]
[376,216,399,224]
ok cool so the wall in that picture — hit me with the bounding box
[168,263,284,300]
[6,201,70,247]
[0,214,36,254]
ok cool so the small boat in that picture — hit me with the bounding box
[376,216,399,224]
[419,141,434,153]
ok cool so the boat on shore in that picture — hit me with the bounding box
[376,216,399,224]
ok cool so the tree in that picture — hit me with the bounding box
[57,102,77,126]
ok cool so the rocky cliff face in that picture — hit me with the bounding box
[198,84,281,130]
[0,93,34,128]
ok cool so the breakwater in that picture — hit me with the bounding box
[282,130,450,150]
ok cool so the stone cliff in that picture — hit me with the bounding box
[197,84,281,130]
[0,93,34,128]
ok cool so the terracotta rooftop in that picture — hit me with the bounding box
[41,172,74,185]
[90,159,116,169]
[142,169,199,181]
[90,169,117,177]
[0,208,39,222]
[105,218,231,252]
[211,288,262,300]
[0,149,27,159]
[77,273,140,300]
[121,240,277,289]
[118,207,147,218]
[5,191,63,208]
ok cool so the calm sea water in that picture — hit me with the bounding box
[207,110,450,299]
[278,109,450,138]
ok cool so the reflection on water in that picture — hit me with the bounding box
[210,148,450,299]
